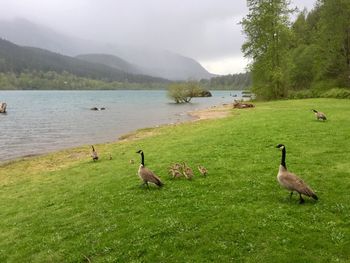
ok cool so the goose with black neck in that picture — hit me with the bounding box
[276,144,318,204]
[136,150,163,188]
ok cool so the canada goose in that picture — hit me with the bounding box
[198,165,208,176]
[91,145,99,161]
[182,163,193,180]
[136,150,163,187]
[0,102,7,113]
[312,109,327,121]
[276,144,318,204]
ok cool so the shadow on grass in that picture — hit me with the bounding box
[127,184,164,191]
[277,195,319,206]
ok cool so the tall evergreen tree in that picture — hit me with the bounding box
[292,10,309,46]
[241,0,293,99]
[288,8,320,90]
[317,0,350,87]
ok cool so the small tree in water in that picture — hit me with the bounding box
[167,81,207,103]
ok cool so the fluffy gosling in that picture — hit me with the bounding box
[168,163,183,178]
[198,165,208,176]
[182,163,194,180]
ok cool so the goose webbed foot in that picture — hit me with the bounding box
[289,191,293,199]
[140,182,149,189]
[142,181,149,189]
[299,194,305,204]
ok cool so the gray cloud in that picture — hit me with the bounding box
[0,0,316,74]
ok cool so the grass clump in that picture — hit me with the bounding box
[0,99,349,262]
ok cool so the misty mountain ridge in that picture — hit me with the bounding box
[0,18,214,80]
[76,54,144,75]
[0,38,168,84]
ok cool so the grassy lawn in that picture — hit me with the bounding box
[0,98,349,262]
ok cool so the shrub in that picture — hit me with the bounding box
[321,88,350,99]
[287,88,350,99]
[167,82,211,103]
[287,89,317,99]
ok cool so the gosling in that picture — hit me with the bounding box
[136,150,163,188]
[168,163,183,178]
[198,165,208,176]
[312,109,327,121]
[91,145,99,161]
[182,163,194,180]
[276,144,318,204]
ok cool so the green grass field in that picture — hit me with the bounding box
[1,99,349,262]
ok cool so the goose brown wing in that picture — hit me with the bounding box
[141,167,162,185]
[282,172,316,197]
[317,112,327,120]
[91,152,98,160]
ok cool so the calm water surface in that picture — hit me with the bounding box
[0,90,241,162]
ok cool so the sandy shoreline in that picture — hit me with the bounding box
[0,102,233,165]
[118,103,233,142]
[188,103,233,121]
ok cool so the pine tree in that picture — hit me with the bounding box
[317,0,350,87]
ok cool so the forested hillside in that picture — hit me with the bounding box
[200,73,251,90]
[0,71,168,90]
[76,54,143,75]
[241,0,350,99]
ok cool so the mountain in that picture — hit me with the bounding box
[0,18,214,80]
[0,38,168,83]
[105,46,215,81]
[76,54,143,75]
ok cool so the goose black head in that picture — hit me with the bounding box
[312,109,318,113]
[136,150,143,154]
[276,144,285,149]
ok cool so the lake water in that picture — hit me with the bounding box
[0,90,241,162]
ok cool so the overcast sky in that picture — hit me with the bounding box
[1,0,316,74]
